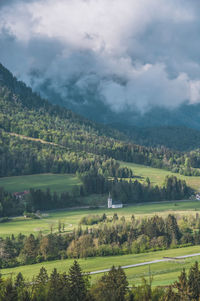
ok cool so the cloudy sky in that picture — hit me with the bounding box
[0,0,200,113]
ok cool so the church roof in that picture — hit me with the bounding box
[112,201,122,205]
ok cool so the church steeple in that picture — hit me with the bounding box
[108,193,112,208]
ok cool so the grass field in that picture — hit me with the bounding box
[1,161,200,195]
[1,200,200,238]
[120,161,200,191]
[2,245,200,287]
[0,173,81,193]
[1,198,200,287]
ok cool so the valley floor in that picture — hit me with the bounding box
[1,200,200,237]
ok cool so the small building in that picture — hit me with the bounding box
[111,201,123,209]
[107,193,123,209]
[196,193,200,200]
[13,190,29,199]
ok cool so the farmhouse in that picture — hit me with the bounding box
[107,193,123,209]
[13,190,29,199]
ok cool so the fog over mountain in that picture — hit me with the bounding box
[1,0,200,126]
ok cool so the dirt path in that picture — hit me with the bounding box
[8,132,67,149]
[89,252,200,275]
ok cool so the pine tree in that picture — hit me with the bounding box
[68,260,89,301]
[113,213,119,222]
[47,268,69,301]
[173,268,190,300]
[163,286,178,301]
[35,267,49,285]
[91,266,128,301]
[15,272,24,288]
[31,267,48,301]
[188,261,200,300]
[132,278,152,301]
[15,272,31,301]
[2,278,18,301]
[20,234,38,264]
[131,214,135,225]
[166,214,181,244]
[58,220,62,233]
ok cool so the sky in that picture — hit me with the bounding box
[0,0,200,113]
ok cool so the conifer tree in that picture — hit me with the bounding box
[47,268,69,301]
[166,214,181,244]
[15,272,25,288]
[2,278,18,301]
[131,278,152,301]
[188,261,200,300]
[20,234,38,264]
[68,260,89,301]
[91,266,128,301]
[163,286,178,301]
[173,268,190,300]
[31,267,48,301]
[35,267,49,285]
[15,272,31,301]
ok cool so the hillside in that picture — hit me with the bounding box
[0,62,197,217]
[0,63,179,175]
[1,62,200,178]
[31,75,200,151]
[0,62,132,177]
[113,125,200,151]
[120,161,200,191]
[36,75,200,151]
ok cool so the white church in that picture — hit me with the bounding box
[107,193,123,209]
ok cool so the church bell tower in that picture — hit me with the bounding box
[108,192,112,208]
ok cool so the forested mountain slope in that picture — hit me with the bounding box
[0,62,200,177]
[0,62,196,215]
[0,63,169,174]
[112,124,200,151]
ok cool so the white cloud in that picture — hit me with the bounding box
[0,0,200,113]
[190,81,200,104]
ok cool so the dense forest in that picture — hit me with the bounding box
[0,213,198,268]
[114,124,200,151]
[0,174,191,217]
[1,63,200,179]
[1,256,200,300]
[0,131,135,177]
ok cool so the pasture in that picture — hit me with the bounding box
[2,245,200,287]
[1,200,200,238]
[120,161,200,191]
[1,162,200,196]
[0,173,81,193]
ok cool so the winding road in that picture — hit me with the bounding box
[89,252,200,275]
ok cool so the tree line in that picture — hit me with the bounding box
[0,174,192,217]
[1,260,200,300]
[81,171,191,203]
[1,213,199,268]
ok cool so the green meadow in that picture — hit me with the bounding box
[120,161,200,191]
[0,173,81,193]
[1,163,200,288]
[1,161,200,195]
[2,245,200,287]
[1,200,200,238]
